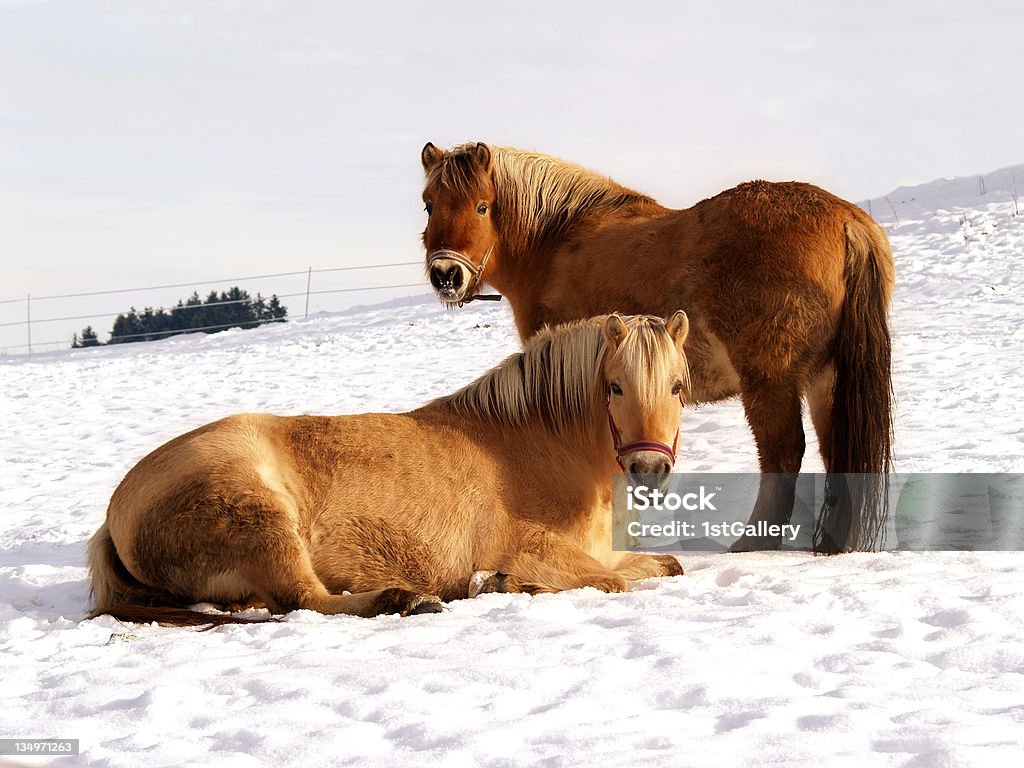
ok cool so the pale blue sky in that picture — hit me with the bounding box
[2,0,1021,350]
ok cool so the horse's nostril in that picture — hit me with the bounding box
[629,462,640,475]
[661,462,671,475]
[449,267,463,289]
[430,266,446,289]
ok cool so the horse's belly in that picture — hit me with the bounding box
[200,570,254,603]
[687,328,742,404]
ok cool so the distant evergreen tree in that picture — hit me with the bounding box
[264,295,287,323]
[109,307,145,344]
[104,287,288,345]
[170,292,205,332]
[72,325,101,348]
[203,290,224,330]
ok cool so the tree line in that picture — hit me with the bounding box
[73,287,287,347]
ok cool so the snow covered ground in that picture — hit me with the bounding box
[2,169,1023,766]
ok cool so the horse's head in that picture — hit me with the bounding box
[420,141,499,306]
[602,311,690,487]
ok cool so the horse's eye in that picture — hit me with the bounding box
[671,381,683,396]
[609,382,623,397]
[477,202,488,215]
[425,202,433,215]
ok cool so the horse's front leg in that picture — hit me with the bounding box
[468,560,627,597]
[612,552,684,582]
[468,550,684,597]
[470,525,629,597]
[731,375,805,551]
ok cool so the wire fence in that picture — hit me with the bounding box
[1,261,429,355]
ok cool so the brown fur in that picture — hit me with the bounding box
[420,142,895,551]
[88,314,690,626]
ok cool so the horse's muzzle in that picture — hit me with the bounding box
[624,449,674,489]
[428,257,470,303]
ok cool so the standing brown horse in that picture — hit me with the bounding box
[420,141,894,552]
[88,313,690,626]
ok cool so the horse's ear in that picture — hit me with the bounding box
[666,310,689,349]
[473,142,492,171]
[603,314,629,351]
[421,142,443,172]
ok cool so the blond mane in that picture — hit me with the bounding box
[439,315,687,434]
[427,144,655,249]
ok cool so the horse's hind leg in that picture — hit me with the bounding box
[806,363,861,552]
[233,518,440,618]
[732,375,806,551]
[807,364,835,471]
[251,555,441,618]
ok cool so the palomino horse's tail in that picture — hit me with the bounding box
[815,217,895,552]
[87,522,272,628]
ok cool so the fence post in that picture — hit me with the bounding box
[304,267,312,319]
[26,293,32,355]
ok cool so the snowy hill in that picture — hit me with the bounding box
[862,163,1024,220]
[2,169,1023,766]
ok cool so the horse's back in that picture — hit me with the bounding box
[109,414,280,513]
[543,179,887,391]
[682,180,866,247]
[693,178,890,305]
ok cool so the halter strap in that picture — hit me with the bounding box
[428,247,502,306]
[606,388,682,471]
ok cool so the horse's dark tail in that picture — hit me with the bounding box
[87,522,274,628]
[815,216,895,552]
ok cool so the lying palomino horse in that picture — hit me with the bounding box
[89,312,689,626]
[420,142,895,551]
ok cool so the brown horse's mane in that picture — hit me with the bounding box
[438,315,686,435]
[429,144,655,248]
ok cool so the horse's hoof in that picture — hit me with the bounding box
[654,554,685,576]
[377,588,443,616]
[583,573,629,593]
[405,595,444,616]
[468,570,503,598]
